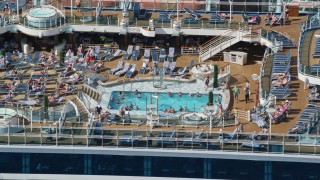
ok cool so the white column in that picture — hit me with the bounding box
[17,0,19,17]
[71,0,73,17]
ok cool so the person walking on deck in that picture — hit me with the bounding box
[244,86,250,103]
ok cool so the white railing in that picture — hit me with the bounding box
[199,29,241,62]
[237,110,251,122]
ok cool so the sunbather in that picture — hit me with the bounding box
[49,94,55,104]
[270,14,278,27]
[0,92,14,101]
[60,84,71,94]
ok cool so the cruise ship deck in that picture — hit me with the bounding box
[0,0,319,179]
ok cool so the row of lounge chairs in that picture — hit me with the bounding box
[313,37,320,57]
[263,30,296,48]
[288,99,320,134]
[269,51,292,99]
[122,46,175,62]
[110,61,136,78]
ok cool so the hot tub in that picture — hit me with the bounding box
[27,7,58,28]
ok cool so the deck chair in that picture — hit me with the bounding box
[125,64,136,78]
[186,59,196,71]
[150,62,159,75]
[6,52,13,64]
[151,50,159,62]
[32,51,40,64]
[94,46,101,58]
[143,49,151,60]
[166,62,176,74]
[96,48,111,60]
[110,61,124,74]
[159,48,167,62]
[131,46,140,61]
[115,62,131,76]
[184,7,201,19]
[171,66,187,77]
[167,47,175,61]
[139,61,148,74]
[122,45,134,60]
[162,61,170,74]
[105,49,122,61]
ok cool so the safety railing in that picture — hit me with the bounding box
[1,125,320,155]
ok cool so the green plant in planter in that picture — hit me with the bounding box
[100,35,107,43]
[208,91,213,105]
[60,51,65,66]
[213,64,219,88]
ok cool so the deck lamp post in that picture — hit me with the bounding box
[266,108,276,139]
[228,0,232,24]
[206,106,215,134]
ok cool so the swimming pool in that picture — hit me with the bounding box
[108,91,221,112]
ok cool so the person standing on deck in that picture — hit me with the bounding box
[233,85,240,102]
[205,76,210,91]
[96,105,102,119]
[244,86,250,103]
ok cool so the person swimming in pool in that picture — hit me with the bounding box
[167,91,171,97]
[178,92,182,97]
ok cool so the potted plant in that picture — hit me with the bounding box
[208,91,213,106]
[43,94,49,121]
[213,64,219,89]
[60,51,65,66]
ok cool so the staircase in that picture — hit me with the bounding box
[71,97,90,122]
[199,29,242,62]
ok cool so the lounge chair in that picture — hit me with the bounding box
[171,66,187,77]
[105,49,122,61]
[167,47,175,61]
[125,64,136,78]
[94,46,101,58]
[162,61,170,74]
[265,13,284,26]
[96,48,111,60]
[166,62,176,74]
[157,14,172,23]
[32,51,40,64]
[139,61,148,74]
[110,61,124,74]
[151,50,158,62]
[184,7,201,19]
[143,49,151,60]
[159,48,167,62]
[122,45,134,60]
[115,62,131,76]
[131,46,140,61]
[150,62,159,75]
[186,59,196,71]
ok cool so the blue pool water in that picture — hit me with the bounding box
[30,8,56,18]
[108,91,220,112]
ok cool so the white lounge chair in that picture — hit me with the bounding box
[115,62,131,76]
[105,49,122,61]
[167,47,175,61]
[125,64,136,78]
[166,62,176,74]
[162,61,170,74]
[122,45,134,60]
[110,61,124,74]
[143,49,151,60]
[131,46,140,61]
[159,48,167,62]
